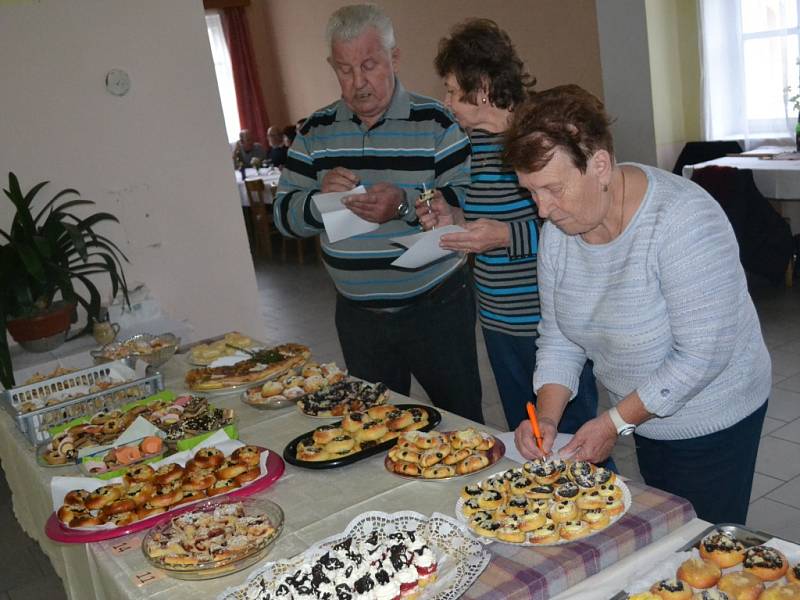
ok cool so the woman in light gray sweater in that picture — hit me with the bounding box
[507,85,770,524]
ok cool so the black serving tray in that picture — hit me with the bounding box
[283,404,442,469]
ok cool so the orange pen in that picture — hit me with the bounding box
[526,401,544,452]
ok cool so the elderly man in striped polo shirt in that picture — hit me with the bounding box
[274,4,483,423]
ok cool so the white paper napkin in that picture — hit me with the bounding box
[50,429,250,514]
[312,186,378,243]
[389,224,466,268]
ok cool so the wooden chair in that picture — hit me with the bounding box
[244,179,277,259]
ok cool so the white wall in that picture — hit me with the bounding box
[596,0,658,166]
[0,0,263,340]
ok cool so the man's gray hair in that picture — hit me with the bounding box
[326,4,396,51]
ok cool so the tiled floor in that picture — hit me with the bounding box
[1,251,798,598]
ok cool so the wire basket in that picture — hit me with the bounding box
[1,361,164,445]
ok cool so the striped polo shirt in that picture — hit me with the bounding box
[465,129,541,335]
[274,81,471,308]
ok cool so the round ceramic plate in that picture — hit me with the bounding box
[453,467,631,546]
[384,435,506,481]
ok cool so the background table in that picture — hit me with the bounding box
[0,346,695,600]
[682,146,800,234]
[235,168,280,207]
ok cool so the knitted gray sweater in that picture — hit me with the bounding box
[533,164,771,440]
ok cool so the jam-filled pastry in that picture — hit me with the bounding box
[530,521,560,544]
[699,531,746,568]
[789,563,800,584]
[718,571,764,600]
[758,585,800,600]
[742,545,788,581]
[691,591,730,600]
[554,481,580,501]
[676,557,721,589]
[560,519,590,541]
[421,464,455,479]
[649,577,692,600]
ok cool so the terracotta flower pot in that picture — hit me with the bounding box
[6,301,75,352]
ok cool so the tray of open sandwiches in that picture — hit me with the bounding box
[385,428,505,480]
[454,459,630,546]
[45,434,285,543]
[185,343,310,394]
[615,524,800,599]
[283,403,441,469]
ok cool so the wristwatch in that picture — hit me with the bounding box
[396,197,410,219]
[608,406,636,436]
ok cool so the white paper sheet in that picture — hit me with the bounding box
[49,429,271,529]
[311,186,378,243]
[390,224,466,268]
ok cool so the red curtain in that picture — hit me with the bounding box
[222,7,268,145]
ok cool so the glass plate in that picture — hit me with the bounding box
[384,434,506,481]
[453,467,632,546]
[142,497,283,580]
[219,510,490,600]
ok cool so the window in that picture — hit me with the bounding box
[700,0,800,142]
[205,11,240,144]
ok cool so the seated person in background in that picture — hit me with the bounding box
[282,125,297,148]
[233,129,266,168]
[266,125,288,167]
[510,85,770,525]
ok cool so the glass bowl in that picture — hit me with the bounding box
[91,333,180,368]
[141,496,283,580]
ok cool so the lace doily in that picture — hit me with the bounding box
[218,510,490,600]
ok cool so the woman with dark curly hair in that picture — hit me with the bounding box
[418,19,600,436]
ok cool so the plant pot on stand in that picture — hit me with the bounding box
[6,301,76,352]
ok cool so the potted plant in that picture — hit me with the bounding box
[0,172,130,388]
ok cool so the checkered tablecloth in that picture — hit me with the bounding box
[462,480,696,600]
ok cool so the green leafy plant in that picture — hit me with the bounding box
[0,172,130,388]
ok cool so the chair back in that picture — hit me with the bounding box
[672,140,744,174]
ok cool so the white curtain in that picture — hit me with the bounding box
[699,0,799,146]
[205,11,241,144]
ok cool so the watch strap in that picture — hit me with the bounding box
[608,406,635,436]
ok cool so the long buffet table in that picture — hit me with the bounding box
[0,346,701,600]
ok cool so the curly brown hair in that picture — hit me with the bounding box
[503,84,615,174]
[434,18,535,110]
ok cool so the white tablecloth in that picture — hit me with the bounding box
[235,168,281,207]
[0,347,706,600]
[682,151,800,201]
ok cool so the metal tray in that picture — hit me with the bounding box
[283,404,442,469]
[677,522,773,552]
[609,523,778,600]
